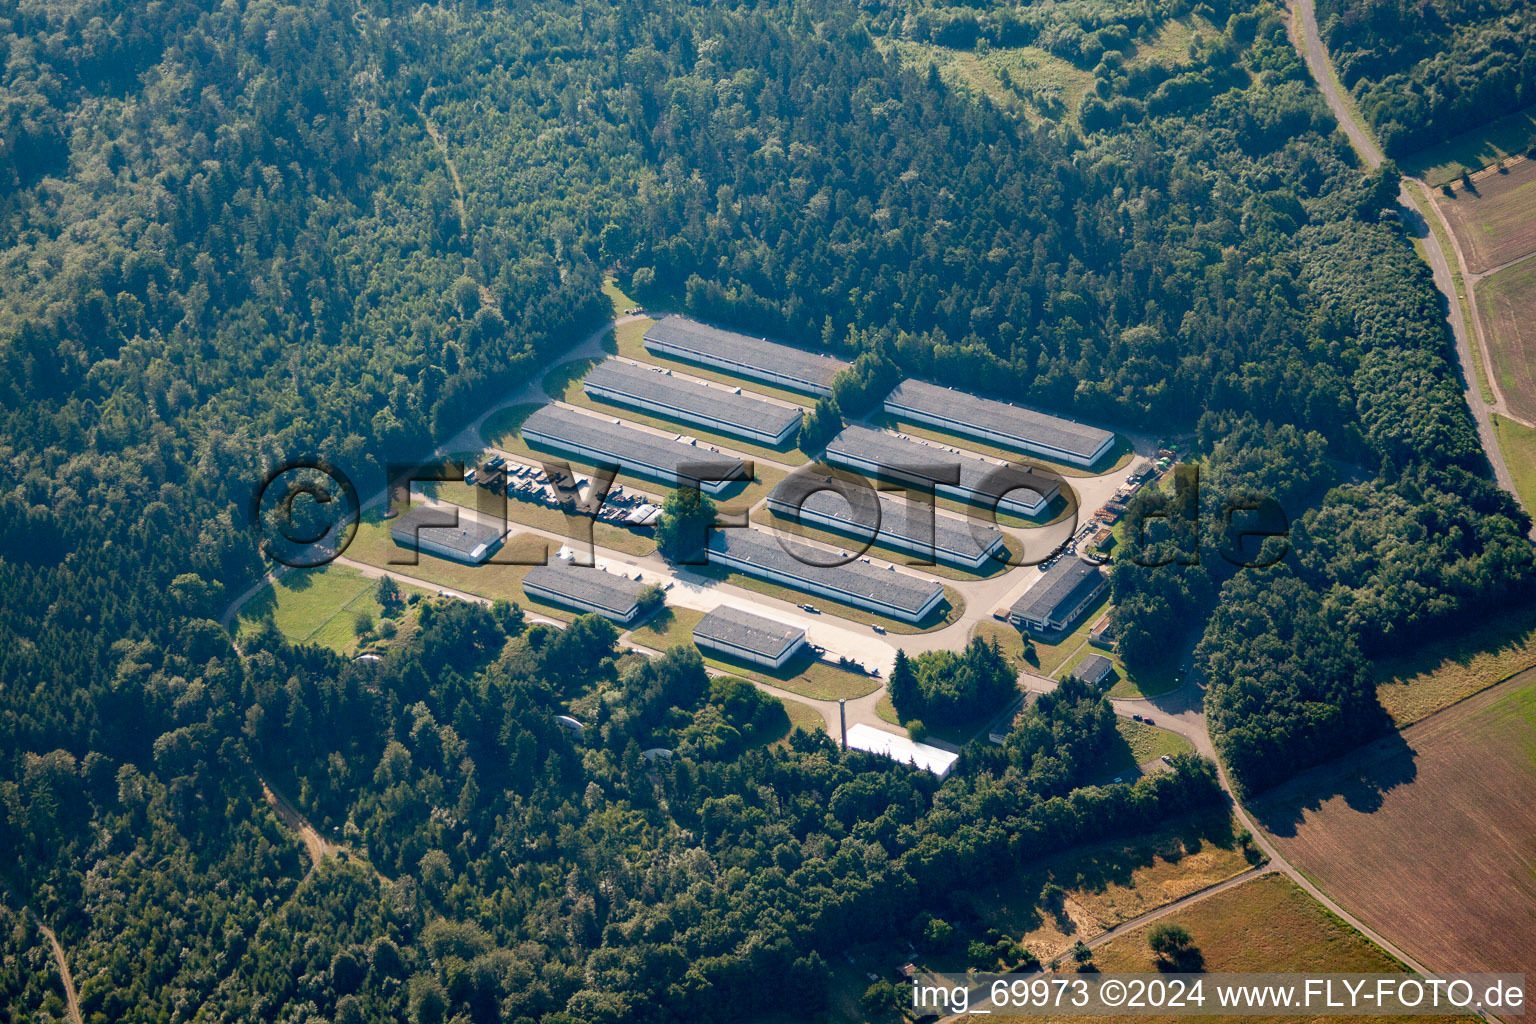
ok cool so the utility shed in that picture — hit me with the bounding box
[884,379,1115,466]
[824,424,1061,517]
[520,404,745,494]
[707,529,945,623]
[643,315,850,395]
[583,359,803,445]
[1009,558,1107,636]
[845,723,959,779]
[390,504,504,564]
[692,605,807,669]
[1072,653,1115,688]
[523,564,651,625]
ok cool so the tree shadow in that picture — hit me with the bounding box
[1249,727,1419,838]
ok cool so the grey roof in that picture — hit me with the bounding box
[825,425,1062,507]
[1073,653,1115,686]
[644,315,850,390]
[886,379,1114,461]
[521,404,745,483]
[693,606,806,660]
[523,564,647,616]
[708,529,943,617]
[1010,559,1107,624]
[389,504,504,559]
[884,380,1112,460]
[766,473,1005,564]
[583,359,802,436]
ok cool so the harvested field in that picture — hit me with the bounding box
[1254,672,1536,1005]
[1476,257,1536,423]
[1438,157,1536,274]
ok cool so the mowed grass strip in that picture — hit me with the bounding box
[1373,597,1536,726]
[1476,257,1536,423]
[989,873,1477,1024]
[1492,414,1536,522]
[1437,157,1536,274]
[1254,673,1536,996]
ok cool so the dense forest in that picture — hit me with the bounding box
[0,0,1531,1017]
[1312,0,1536,157]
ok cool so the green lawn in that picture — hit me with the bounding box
[1400,104,1536,186]
[1493,414,1536,525]
[236,563,428,655]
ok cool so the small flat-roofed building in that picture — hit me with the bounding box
[522,564,650,625]
[520,404,745,495]
[1072,653,1115,688]
[643,315,850,395]
[707,529,944,623]
[824,424,1061,518]
[884,379,1115,467]
[1009,558,1108,636]
[583,359,803,445]
[389,504,505,564]
[845,723,959,779]
[1088,611,1117,650]
[692,605,807,669]
[765,473,1007,570]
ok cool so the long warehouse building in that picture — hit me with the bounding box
[520,405,746,495]
[765,473,1008,570]
[643,315,850,396]
[824,424,1062,518]
[884,379,1115,466]
[583,359,803,446]
[523,564,651,625]
[389,504,504,564]
[692,605,807,669]
[707,529,944,623]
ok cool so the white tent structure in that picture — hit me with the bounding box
[845,723,959,779]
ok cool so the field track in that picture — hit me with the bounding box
[1254,669,1536,1003]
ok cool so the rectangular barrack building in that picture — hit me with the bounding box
[582,359,803,446]
[520,405,745,495]
[823,424,1061,518]
[522,564,650,625]
[643,315,850,396]
[707,529,944,623]
[765,474,1008,570]
[389,504,505,564]
[884,379,1115,466]
[1009,558,1108,635]
[692,606,807,669]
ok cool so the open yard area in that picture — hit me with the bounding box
[1254,672,1536,1000]
[236,563,426,655]
[1438,157,1536,274]
[1476,257,1536,424]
